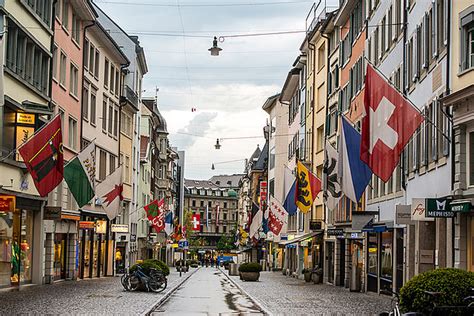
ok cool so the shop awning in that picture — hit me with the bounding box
[352,212,377,231]
[235,247,252,254]
[278,232,320,246]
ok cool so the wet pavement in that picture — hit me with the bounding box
[151,267,263,315]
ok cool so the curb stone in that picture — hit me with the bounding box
[218,267,273,316]
[142,267,200,316]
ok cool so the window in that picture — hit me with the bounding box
[192,200,196,207]
[68,116,77,150]
[94,49,100,78]
[89,44,95,76]
[82,82,89,120]
[327,105,338,136]
[90,87,97,125]
[113,106,118,137]
[115,69,120,96]
[121,112,132,136]
[102,96,108,131]
[110,65,115,94]
[125,156,130,183]
[461,21,474,71]
[317,43,325,71]
[104,58,109,87]
[52,44,58,80]
[61,0,68,29]
[6,19,51,95]
[200,201,204,207]
[25,0,52,26]
[55,0,61,20]
[59,51,67,87]
[99,150,107,180]
[84,39,89,70]
[72,13,80,44]
[224,202,228,209]
[108,103,113,134]
[269,147,275,170]
[317,126,324,152]
[69,63,78,97]
[109,155,116,175]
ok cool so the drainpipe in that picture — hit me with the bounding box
[401,0,408,193]
[80,20,96,150]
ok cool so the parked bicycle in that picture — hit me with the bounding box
[121,266,167,293]
[378,288,423,316]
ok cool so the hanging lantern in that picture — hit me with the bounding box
[208,36,222,56]
[211,163,215,170]
[214,139,221,149]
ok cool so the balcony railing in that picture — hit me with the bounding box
[121,85,139,108]
[305,0,338,34]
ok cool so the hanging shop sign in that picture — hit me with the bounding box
[44,206,62,220]
[130,234,137,242]
[79,221,96,230]
[0,195,16,212]
[426,198,454,218]
[16,113,35,125]
[111,224,129,233]
[395,205,412,225]
[450,200,472,213]
[309,220,322,231]
[96,220,107,234]
[327,228,344,237]
[411,198,434,221]
[259,181,267,211]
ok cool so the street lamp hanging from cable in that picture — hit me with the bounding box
[214,139,221,149]
[208,36,222,56]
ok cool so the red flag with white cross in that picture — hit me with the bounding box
[360,64,424,182]
[191,213,201,231]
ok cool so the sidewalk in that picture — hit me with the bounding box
[0,268,195,315]
[224,270,392,315]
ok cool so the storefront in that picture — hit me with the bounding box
[0,193,44,288]
[78,211,113,279]
[324,228,345,285]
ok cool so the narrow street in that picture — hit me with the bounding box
[151,268,263,315]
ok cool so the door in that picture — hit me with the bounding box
[327,242,334,284]
[338,239,345,286]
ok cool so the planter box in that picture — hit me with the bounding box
[240,271,260,282]
[304,272,312,282]
[312,273,322,284]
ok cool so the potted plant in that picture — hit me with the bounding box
[238,262,262,281]
[311,266,323,284]
[302,268,312,282]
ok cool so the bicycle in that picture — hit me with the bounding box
[121,266,167,293]
[424,290,474,316]
[378,289,423,316]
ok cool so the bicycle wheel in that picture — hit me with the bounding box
[148,277,166,293]
[128,275,141,291]
[121,273,131,291]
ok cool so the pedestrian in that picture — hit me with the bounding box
[211,257,215,267]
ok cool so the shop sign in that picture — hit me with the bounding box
[172,243,179,248]
[350,233,359,239]
[450,201,472,213]
[419,250,434,264]
[61,214,80,221]
[16,113,35,125]
[79,221,95,230]
[259,181,267,210]
[309,220,322,230]
[327,228,344,236]
[0,195,15,212]
[411,198,434,221]
[130,234,137,242]
[395,205,412,225]
[96,220,107,234]
[111,224,129,233]
[426,198,454,218]
[44,206,62,220]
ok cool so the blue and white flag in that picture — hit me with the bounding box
[164,211,174,236]
[283,167,297,215]
[340,116,372,203]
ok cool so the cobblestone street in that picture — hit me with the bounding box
[0,270,191,315]
[225,270,392,315]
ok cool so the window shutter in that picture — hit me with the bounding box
[431,2,438,58]
[416,25,421,76]
[442,107,450,156]
[412,35,418,82]
[443,0,448,46]
[423,15,429,69]
[405,41,410,90]
[431,100,438,161]
[335,65,339,88]
[392,2,397,41]
[420,108,427,166]
[460,28,467,72]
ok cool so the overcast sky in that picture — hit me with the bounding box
[95,0,318,180]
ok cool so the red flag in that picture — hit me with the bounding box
[144,199,165,233]
[268,197,286,236]
[191,213,201,231]
[361,64,424,182]
[18,115,63,197]
[268,211,284,236]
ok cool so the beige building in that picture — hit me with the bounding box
[0,1,54,288]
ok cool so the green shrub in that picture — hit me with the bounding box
[238,262,262,273]
[399,268,474,314]
[129,259,170,276]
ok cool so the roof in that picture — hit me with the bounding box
[184,179,219,189]
[262,94,281,113]
[253,141,268,171]
[279,68,300,102]
[209,174,244,188]
[140,136,149,161]
[142,98,168,133]
[89,22,129,66]
[249,145,261,162]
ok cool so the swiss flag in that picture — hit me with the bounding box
[18,115,63,197]
[191,213,201,231]
[361,64,424,182]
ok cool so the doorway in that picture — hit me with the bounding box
[327,242,334,284]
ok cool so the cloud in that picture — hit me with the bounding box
[170,111,218,149]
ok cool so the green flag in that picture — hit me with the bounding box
[64,142,96,208]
